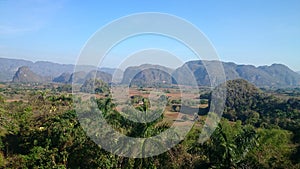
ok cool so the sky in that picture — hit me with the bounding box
[0,0,300,71]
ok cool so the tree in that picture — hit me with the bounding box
[248,129,295,168]
[203,120,258,168]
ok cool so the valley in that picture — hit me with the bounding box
[0,76,300,168]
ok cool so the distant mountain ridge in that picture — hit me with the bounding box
[129,68,174,87]
[121,64,173,84]
[2,57,300,88]
[0,57,121,82]
[12,66,50,83]
[172,60,300,87]
[11,66,112,85]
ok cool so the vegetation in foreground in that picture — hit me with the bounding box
[0,80,300,168]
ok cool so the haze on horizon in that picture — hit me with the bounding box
[0,0,300,71]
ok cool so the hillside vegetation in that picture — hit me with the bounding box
[0,79,299,168]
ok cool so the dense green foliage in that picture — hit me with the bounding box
[0,80,300,168]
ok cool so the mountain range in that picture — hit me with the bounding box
[1,57,300,88]
[121,64,173,86]
[172,60,300,87]
[0,58,120,82]
[12,66,49,83]
[12,66,113,85]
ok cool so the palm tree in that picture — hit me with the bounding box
[205,120,258,168]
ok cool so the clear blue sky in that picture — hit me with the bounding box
[0,0,300,71]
